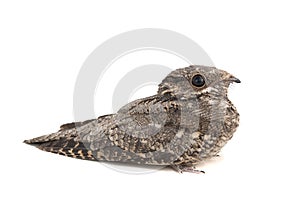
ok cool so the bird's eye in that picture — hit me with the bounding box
[191,74,205,87]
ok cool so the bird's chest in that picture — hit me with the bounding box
[186,99,239,161]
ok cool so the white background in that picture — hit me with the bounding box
[1,1,299,199]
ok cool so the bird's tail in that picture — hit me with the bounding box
[24,126,96,161]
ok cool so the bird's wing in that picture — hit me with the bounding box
[94,94,189,164]
[59,119,95,131]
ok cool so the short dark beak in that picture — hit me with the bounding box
[228,75,241,83]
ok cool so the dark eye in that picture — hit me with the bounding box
[191,74,205,87]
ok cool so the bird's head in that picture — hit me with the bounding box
[158,65,240,100]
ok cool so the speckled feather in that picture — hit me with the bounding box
[24,65,240,173]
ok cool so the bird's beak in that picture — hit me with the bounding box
[228,75,241,83]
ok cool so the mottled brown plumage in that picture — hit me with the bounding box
[24,65,240,173]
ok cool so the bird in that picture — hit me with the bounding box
[24,65,240,173]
